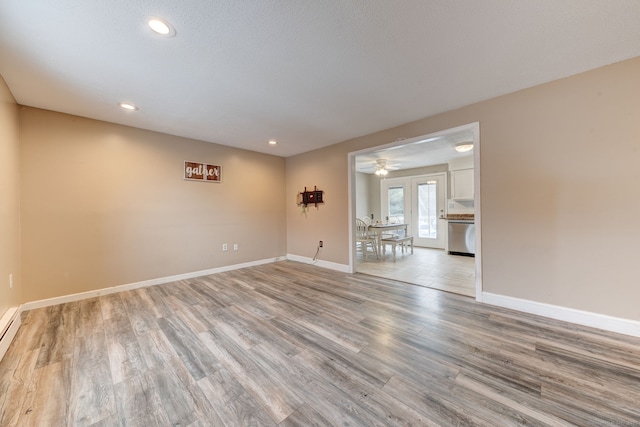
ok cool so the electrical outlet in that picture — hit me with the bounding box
[9,273,12,289]
[233,243,238,251]
[319,240,323,247]
[222,243,228,252]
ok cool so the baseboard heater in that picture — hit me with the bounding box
[0,307,21,361]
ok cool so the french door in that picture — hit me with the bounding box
[380,173,446,249]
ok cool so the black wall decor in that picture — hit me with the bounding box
[298,186,324,207]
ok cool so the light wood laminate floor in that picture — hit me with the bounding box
[357,246,476,297]
[2,261,640,426]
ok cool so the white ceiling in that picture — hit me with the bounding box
[355,128,475,173]
[2,1,640,158]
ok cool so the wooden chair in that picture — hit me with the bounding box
[356,218,378,260]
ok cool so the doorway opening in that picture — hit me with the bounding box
[348,123,482,299]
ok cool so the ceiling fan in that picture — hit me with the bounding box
[372,158,400,176]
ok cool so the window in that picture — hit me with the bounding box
[418,181,437,238]
[388,186,405,223]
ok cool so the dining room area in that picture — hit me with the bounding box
[353,128,477,298]
[355,214,475,298]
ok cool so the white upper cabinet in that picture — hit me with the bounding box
[450,168,474,200]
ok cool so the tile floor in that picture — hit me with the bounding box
[356,245,476,297]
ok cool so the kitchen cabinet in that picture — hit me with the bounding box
[450,168,474,200]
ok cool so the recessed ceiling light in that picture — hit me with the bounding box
[454,142,474,153]
[148,18,176,37]
[119,102,138,111]
[268,140,277,145]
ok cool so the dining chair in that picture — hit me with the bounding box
[355,218,378,260]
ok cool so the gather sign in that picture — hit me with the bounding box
[184,161,222,182]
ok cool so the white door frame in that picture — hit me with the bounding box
[347,122,483,301]
[380,173,447,248]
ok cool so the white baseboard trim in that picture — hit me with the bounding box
[482,292,640,338]
[286,254,351,273]
[22,256,287,312]
[0,307,21,361]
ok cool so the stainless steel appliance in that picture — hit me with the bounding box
[448,220,475,256]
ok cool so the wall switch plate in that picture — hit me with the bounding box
[222,243,228,251]
[233,243,238,251]
[9,273,13,289]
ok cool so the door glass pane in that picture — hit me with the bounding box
[418,181,437,239]
[387,186,404,223]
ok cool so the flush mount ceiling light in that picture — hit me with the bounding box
[454,142,474,153]
[148,17,176,37]
[268,139,278,146]
[119,102,138,111]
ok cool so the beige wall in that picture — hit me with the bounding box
[20,108,286,302]
[0,76,21,316]
[286,143,355,264]
[355,172,373,219]
[287,56,640,321]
